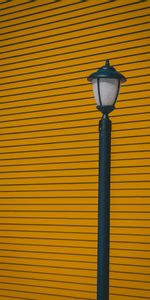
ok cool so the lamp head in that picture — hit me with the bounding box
[88,59,127,114]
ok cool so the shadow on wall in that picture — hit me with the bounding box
[4,0,149,3]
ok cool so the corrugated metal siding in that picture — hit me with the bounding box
[0,0,149,299]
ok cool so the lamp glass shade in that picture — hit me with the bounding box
[92,77,120,107]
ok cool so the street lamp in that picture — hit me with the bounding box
[88,59,126,300]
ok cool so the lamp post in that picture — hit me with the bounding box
[87,59,126,300]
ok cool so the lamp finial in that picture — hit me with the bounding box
[105,59,110,66]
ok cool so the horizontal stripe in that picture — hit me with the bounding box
[0,0,149,299]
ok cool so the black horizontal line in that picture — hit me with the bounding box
[0,120,148,140]
[0,255,96,267]
[0,144,98,154]
[0,152,150,162]
[0,242,96,250]
[0,89,89,105]
[2,30,149,72]
[0,1,82,19]
[0,275,96,288]
[1,216,97,221]
[110,284,150,291]
[0,236,97,243]
[112,180,150,183]
[0,86,148,113]
[0,248,96,257]
[0,180,149,186]
[0,102,94,116]
[0,183,150,188]
[1,72,146,97]
[0,187,150,192]
[0,1,29,11]
[0,136,99,146]
[0,232,149,239]
[0,163,150,173]
[0,175,149,180]
[112,238,150,242]
[112,188,150,191]
[0,167,98,173]
[0,261,96,271]
[116,102,150,110]
[0,92,149,119]
[0,33,148,65]
[0,98,149,121]
[0,121,96,135]
[0,182,97,186]
[0,2,146,41]
[0,293,33,300]
[0,0,106,27]
[111,247,150,252]
[113,149,150,154]
[0,1,84,25]
[112,225,150,228]
[111,117,150,125]
[0,27,148,69]
[110,254,150,260]
[1,208,149,213]
[0,56,148,83]
[0,153,97,161]
[0,158,99,165]
[0,16,148,72]
[0,203,98,206]
[0,110,149,131]
[112,239,150,244]
[111,196,150,198]
[113,141,150,147]
[1,285,91,300]
[0,247,149,258]
[113,124,150,133]
[0,268,96,280]
[0,174,97,180]
[0,149,148,162]
[110,277,150,284]
[120,95,150,104]
[110,270,150,276]
[0,204,149,208]
[1,39,149,69]
[0,287,95,300]
[0,80,146,109]
[1,99,94,120]
[1,156,150,167]
[0,176,98,181]
[0,167,149,174]
[0,209,98,211]
[0,1,144,30]
[0,94,89,107]
[111,262,150,268]
[0,203,149,206]
[112,164,150,169]
[110,292,150,299]
[0,81,87,96]
[0,64,85,81]
[112,203,150,206]
[122,86,150,94]
[1,47,149,77]
[111,219,150,221]
[0,105,96,122]
[0,280,96,297]
[0,223,97,228]
[1,231,93,236]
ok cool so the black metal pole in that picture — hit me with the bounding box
[97,113,112,300]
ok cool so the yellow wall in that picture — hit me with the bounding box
[0,0,149,299]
